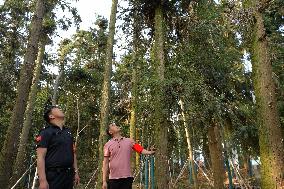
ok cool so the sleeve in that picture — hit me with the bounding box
[132,143,144,154]
[36,129,51,148]
[103,144,110,157]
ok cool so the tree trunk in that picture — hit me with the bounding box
[52,64,64,105]
[208,123,225,189]
[52,39,72,105]
[0,0,45,188]
[179,98,198,189]
[153,4,169,189]
[130,44,138,172]
[97,0,118,187]
[223,118,234,189]
[251,9,284,188]
[202,134,211,170]
[130,2,140,173]
[10,41,45,188]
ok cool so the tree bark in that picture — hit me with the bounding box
[10,41,45,188]
[52,64,64,105]
[202,134,211,170]
[208,122,225,189]
[0,0,45,188]
[52,39,72,105]
[130,42,138,172]
[251,8,284,188]
[97,0,118,187]
[153,4,169,189]
[130,2,140,172]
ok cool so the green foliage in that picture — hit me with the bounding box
[0,0,283,187]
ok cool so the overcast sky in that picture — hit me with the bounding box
[53,0,112,45]
[0,0,112,26]
[52,0,113,73]
[0,0,112,42]
[59,0,112,35]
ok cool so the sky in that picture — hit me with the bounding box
[0,0,129,74]
[52,0,113,73]
[0,0,112,47]
[57,0,112,37]
[0,0,112,28]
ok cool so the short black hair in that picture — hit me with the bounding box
[43,105,58,123]
[106,123,116,138]
[106,128,112,138]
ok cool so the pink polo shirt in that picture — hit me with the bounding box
[104,137,134,179]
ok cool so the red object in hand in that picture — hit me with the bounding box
[132,143,144,153]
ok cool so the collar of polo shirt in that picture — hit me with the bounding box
[113,137,124,141]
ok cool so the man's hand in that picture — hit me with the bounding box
[102,181,108,189]
[144,146,156,155]
[148,150,155,155]
[74,172,80,186]
[39,180,49,189]
[141,146,156,155]
[149,146,156,155]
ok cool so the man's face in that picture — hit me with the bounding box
[109,123,120,136]
[49,107,65,121]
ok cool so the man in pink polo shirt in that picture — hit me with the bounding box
[102,123,155,189]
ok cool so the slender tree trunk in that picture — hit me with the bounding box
[208,122,225,189]
[129,46,138,142]
[9,41,45,188]
[130,2,140,173]
[242,153,250,178]
[97,0,118,187]
[153,4,169,189]
[179,98,198,189]
[130,50,138,172]
[52,64,64,105]
[135,126,140,172]
[202,134,211,170]
[223,118,234,189]
[0,0,45,188]
[251,8,284,188]
[52,39,72,105]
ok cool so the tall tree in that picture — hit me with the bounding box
[0,0,46,187]
[97,0,118,187]
[153,2,169,188]
[52,39,73,105]
[0,0,28,148]
[129,0,142,172]
[10,38,46,188]
[250,0,284,187]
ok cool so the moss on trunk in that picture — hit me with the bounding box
[153,4,169,189]
[97,0,118,187]
[10,41,46,188]
[251,10,284,189]
[208,123,225,189]
[0,1,46,188]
